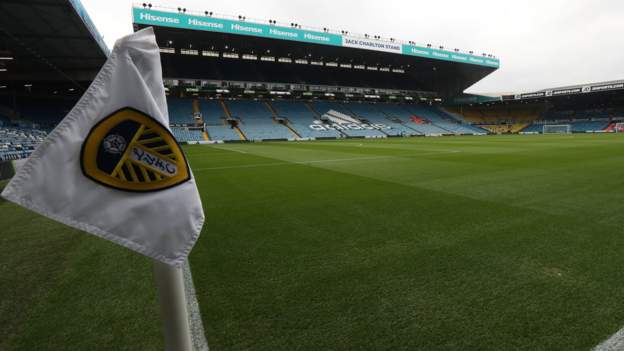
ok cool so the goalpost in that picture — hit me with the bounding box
[615,123,624,133]
[543,124,571,134]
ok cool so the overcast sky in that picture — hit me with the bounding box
[82,0,624,94]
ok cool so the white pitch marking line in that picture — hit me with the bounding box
[182,261,209,351]
[194,156,392,172]
[298,155,391,164]
[593,326,624,351]
[194,149,460,172]
[211,146,248,154]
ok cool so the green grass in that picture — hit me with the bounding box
[3,134,624,350]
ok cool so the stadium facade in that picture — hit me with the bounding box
[1,2,623,161]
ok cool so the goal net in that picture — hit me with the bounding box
[543,124,571,134]
[615,123,624,132]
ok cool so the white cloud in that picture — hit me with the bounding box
[82,0,624,94]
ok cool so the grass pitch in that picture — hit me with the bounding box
[2,134,624,350]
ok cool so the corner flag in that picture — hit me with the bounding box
[1,28,204,267]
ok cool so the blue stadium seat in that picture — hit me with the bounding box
[571,121,609,132]
[167,97,196,124]
[404,105,482,134]
[170,128,204,142]
[345,102,421,136]
[271,101,340,139]
[0,126,47,161]
[375,104,448,135]
[205,125,242,141]
[523,121,610,133]
[312,101,386,138]
[198,100,227,125]
[226,100,292,140]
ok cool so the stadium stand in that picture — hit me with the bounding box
[312,101,386,138]
[520,120,611,134]
[344,103,421,137]
[270,100,341,139]
[171,127,205,142]
[571,121,610,132]
[192,100,492,141]
[167,97,196,124]
[449,104,543,125]
[225,100,292,140]
[196,99,244,141]
[198,99,228,125]
[405,104,484,134]
[542,108,612,120]
[479,124,529,134]
[0,127,47,161]
[436,108,489,134]
[520,124,543,133]
[375,103,449,135]
[604,122,624,132]
[448,100,624,134]
[206,125,242,141]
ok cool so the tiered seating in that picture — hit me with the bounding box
[196,100,243,141]
[405,105,480,134]
[571,121,609,132]
[480,124,529,134]
[198,99,227,125]
[605,122,619,132]
[206,125,241,141]
[312,101,386,138]
[439,108,467,123]
[226,100,291,140]
[520,120,610,133]
[0,127,47,161]
[520,124,543,133]
[375,104,448,135]
[171,128,204,142]
[344,103,421,136]
[435,108,489,134]
[466,124,490,134]
[270,101,340,139]
[167,97,196,124]
[448,104,542,124]
[543,109,612,120]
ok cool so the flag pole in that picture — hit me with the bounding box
[153,260,194,351]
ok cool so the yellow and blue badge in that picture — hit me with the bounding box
[81,107,190,192]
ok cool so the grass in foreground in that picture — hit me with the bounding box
[2,134,624,350]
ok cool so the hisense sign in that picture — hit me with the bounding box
[132,7,500,68]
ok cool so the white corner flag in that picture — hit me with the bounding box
[1,28,204,267]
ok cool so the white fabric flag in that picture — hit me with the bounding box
[1,28,204,266]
